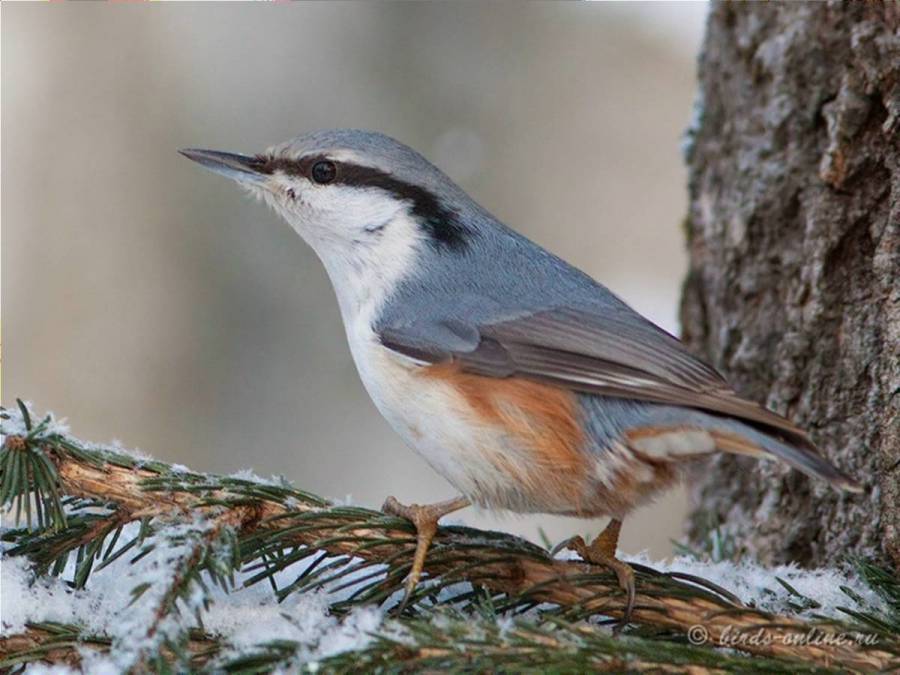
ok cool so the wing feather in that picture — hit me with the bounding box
[379,307,814,449]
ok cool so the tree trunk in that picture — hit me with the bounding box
[681,2,900,570]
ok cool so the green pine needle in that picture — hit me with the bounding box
[1,403,898,673]
[0,423,67,531]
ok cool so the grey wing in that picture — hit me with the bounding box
[378,306,815,450]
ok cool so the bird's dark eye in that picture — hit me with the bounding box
[286,188,296,200]
[311,160,337,185]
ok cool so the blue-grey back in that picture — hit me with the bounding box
[274,129,637,331]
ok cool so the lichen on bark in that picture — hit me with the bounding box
[681,1,900,570]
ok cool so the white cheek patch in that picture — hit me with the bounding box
[290,183,403,236]
[364,215,393,232]
[251,166,426,327]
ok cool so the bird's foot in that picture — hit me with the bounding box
[566,518,635,629]
[381,495,469,610]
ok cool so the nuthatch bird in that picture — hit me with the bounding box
[181,130,861,620]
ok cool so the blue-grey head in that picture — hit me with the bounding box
[180,129,494,320]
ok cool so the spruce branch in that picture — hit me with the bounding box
[0,623,219,672]
[220,610,839,674]
[0,614,841,674]
[127,512,247,672]
[1,403,898,672]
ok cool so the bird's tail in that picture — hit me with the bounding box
[709,426,862,493]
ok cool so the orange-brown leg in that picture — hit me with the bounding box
[566,518,636,627]
[382,495,470,607]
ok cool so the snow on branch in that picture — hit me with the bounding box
[1,402,898,672]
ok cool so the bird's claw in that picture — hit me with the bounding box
[381,495,468,611]
[566,520,636,630]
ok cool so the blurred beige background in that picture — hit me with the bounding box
[3,2,707,557]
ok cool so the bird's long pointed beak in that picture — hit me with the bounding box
[178,148,268,185]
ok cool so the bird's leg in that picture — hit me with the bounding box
[381,495,470,607]
[566,518,636,627]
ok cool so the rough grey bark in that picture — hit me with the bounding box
[681,2,900,570]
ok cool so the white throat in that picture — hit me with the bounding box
[310,211,423,331]
[255,179,427,334]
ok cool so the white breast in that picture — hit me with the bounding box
[343,307,563,512]
[309,211,540,506]
[344,315,494,495]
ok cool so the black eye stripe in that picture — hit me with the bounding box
[252,154,471,250]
